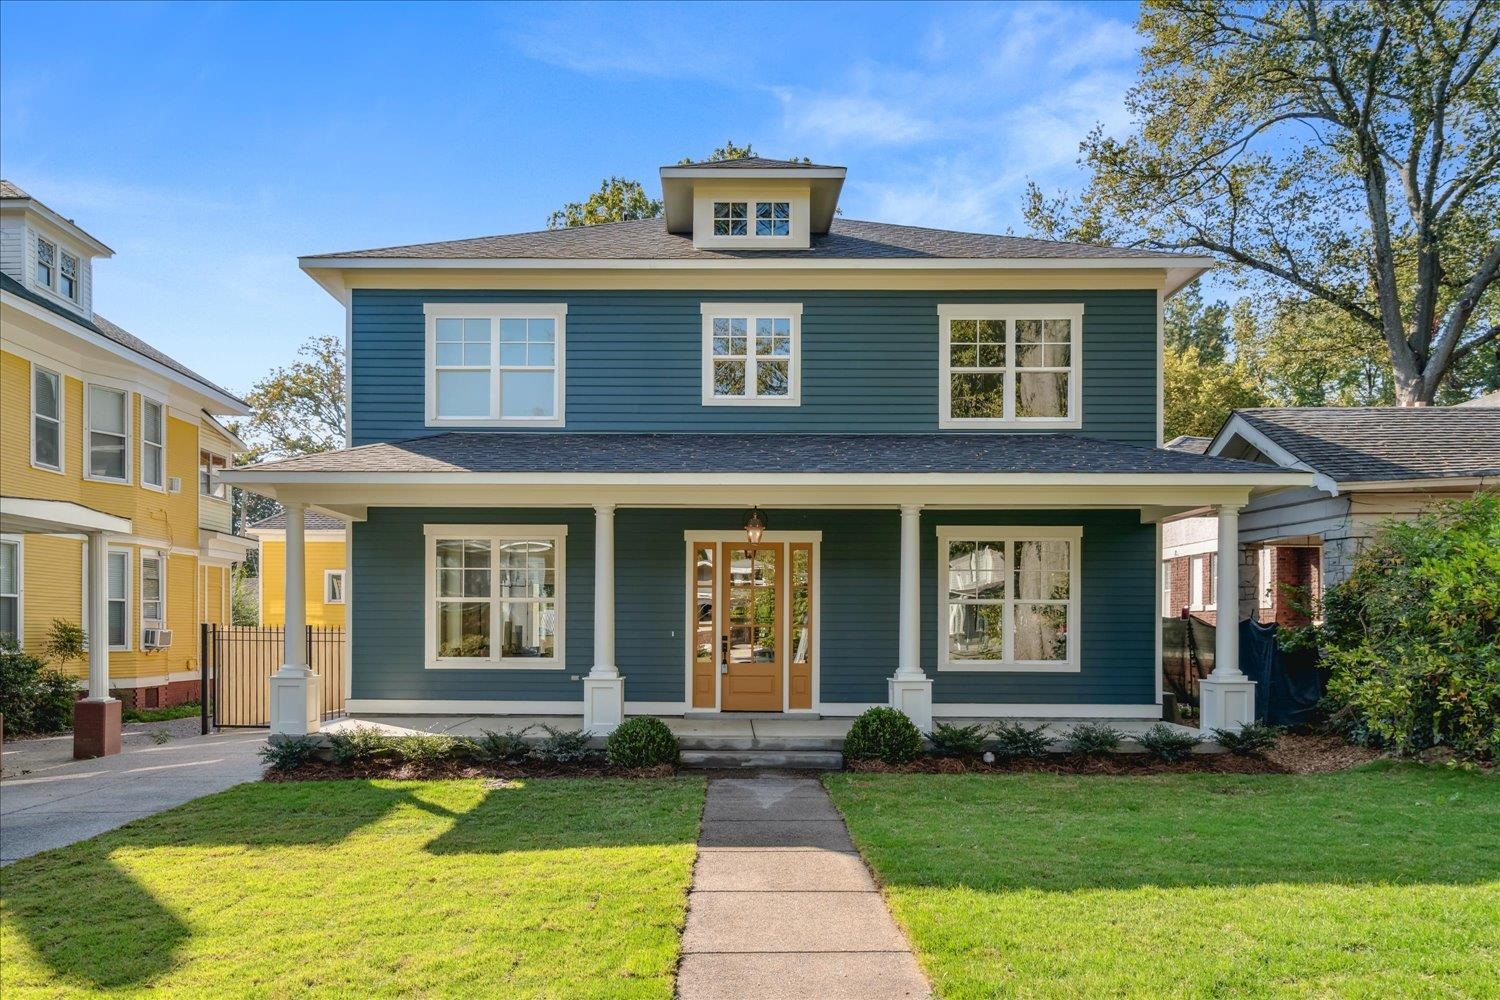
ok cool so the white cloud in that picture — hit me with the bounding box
[776,92,934,146]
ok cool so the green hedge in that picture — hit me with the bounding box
[842,706,923,764]
[0,643,77,735]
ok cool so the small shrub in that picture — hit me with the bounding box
[389,732,460,766]
[1065,721,1123,756]
[1212,722,1281,755]
[149,728,173,745]
[842,707,923,764]
[606,717,679,768]
[1138,723,1201,763]
[0,645,78,735]
[535,725,592,764]
[260,736,321,773]
[926,722,985,757]
[989,721,1053,758]
[41,619,87,671]
[476,727,533,764]
[327,726,391,766]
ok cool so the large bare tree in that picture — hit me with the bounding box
[1026,1,1499,404]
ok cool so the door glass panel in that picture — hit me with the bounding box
[791,547,810,665]
[693,545,715,666]
[726,546,777,664]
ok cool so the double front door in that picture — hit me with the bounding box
[691,540,814,712]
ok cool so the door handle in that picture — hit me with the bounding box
[720,636,729,673]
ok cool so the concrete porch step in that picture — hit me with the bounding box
[676,736,844,752]
[680,749,844,771]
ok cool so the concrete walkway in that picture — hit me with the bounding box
[678,775,930,999]
[0,730,266,865]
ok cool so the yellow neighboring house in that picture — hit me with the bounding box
[0,180,255,709]
[246,510,347,627]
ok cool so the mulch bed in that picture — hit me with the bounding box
[847,734,1385,776]
[264,759,678,782]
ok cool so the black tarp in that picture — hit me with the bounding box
[1161,616,1325,724]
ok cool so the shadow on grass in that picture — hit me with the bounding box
[1,777,699,990]
[828,764,1500,895]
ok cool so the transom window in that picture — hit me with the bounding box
[141,398,165,489]
[86,385,129,482]
[938,304,1083,428]
[701,303,801,406]
[35,236,55,288]
[424,524,566,668]
[425,304,566,426]
[938,527,1081,672]
[712,201,791,237]
[32,366,62,471]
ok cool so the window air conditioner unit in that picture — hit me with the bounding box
[167,476,182,493]
[142,628,173,649]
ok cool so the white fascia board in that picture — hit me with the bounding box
[1,291,249,416]
[0,497,134,535]
[1208,414,1339,495]
[1338,475,1495,493]
[658,167,847,181]
[201,411,250,451]
[301,254,1216,273]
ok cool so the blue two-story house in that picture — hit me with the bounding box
[228,157,1306,738]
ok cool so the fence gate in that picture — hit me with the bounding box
[202,624,346,730]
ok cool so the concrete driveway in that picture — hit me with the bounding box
[0,730,266,865]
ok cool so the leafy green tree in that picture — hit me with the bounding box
[680,140,758,164]
[1239,296,1398,406]
[1164,284,1230,363]
[1025,1,1500,405]
[1164,345,1268,439]
[547,176,662,229]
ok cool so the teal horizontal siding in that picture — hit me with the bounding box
[350,289,1158,444]
[351,506,1156,708]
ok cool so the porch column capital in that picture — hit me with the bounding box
[593,502,616,515]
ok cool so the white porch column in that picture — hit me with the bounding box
[1200,504,1256,733]
[583,503,624,734]
[269,502,320,736]
[73,531,121,758]
[888,504,933,732]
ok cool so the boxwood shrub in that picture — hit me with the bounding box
[605,717,679,767]
[842,706,923,764]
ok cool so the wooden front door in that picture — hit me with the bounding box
[721,543,783,711]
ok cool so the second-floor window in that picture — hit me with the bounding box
[35,236,55,288]
[86,385,129,482]
[32,366,62,472]
[59,251,80,301]
[701,303,802,406]
[712,201,791,237]
[424,303,566,426]
[200,450,227,499]
[141,398,165,489]
[938,304,1083,429]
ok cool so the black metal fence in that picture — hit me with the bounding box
[201,624,346,730]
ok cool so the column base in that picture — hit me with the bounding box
[583,675,625,735]
[1199,675,1257,733]
[73,698,122,759]
[269,667,321,736]
[888,675,933,734]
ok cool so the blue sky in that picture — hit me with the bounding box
[0,1,1144,395]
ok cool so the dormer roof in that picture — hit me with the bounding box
[659,159,846,235]
[0,179,115,258]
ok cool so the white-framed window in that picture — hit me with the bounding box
[711,201,791,237]
[140,552,164,624]
[1190,553,1218,611]
[937,526,1081,673]
[324,569,346,605]
[35,235,55,289]
[1,536,21,647]
[141,397,166,490]
[937,304,1083,429]
[423,524,566,669]
[80,544,132,650]
[713,201,748,236]
[59,250,80,301]
[85,384,130,483]
[423,303,566,427]
[200,449,228,499]
[32,364,63,472]
[755,201,790,236]
[701,303,802,406]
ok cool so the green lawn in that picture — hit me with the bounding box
[1,777,704,999]
[826,763,1500,999]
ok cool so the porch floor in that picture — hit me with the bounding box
[326,713,1204,753]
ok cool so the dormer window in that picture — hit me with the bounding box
[35,236,55,288]
[713,202,747,236]
[756,201,790,236]
[59,251,80,301]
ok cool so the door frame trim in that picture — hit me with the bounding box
[683,530,822,713]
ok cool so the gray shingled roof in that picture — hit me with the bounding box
[1163,435,1211,454]
[1233,408,1500,483]
[305,217,1193,263]
[248,510,347,532]
[0,272,245,406]
[0,179,28,199]
[235,432,1282,477]
[673,156,839,170]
